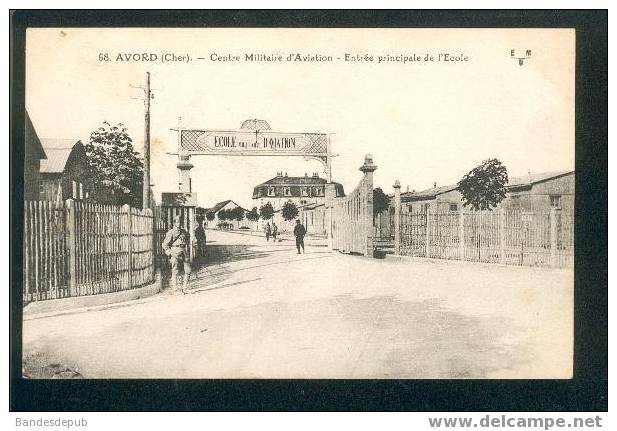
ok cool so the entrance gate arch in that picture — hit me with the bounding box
[164,119,339,247]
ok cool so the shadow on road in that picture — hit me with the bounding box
[203,244,271,265]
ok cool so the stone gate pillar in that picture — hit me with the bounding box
[360,154,378,257]
[177,154,193,193]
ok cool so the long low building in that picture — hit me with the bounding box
[399,170,574,213]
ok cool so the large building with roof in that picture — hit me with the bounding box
[39,139,89,203]
[399,170,574,213]
[252,172,345,232]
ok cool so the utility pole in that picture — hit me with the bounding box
[131,72,153,209]
[143,72,151,209]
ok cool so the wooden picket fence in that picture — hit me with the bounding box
[398,207,573,268]
[23,200,155,303]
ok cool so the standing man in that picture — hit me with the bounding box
[162,215,192,295]
[264,222,271,242]
[293,219,306,254]
[194,218,207,262]
[272,222,278,241]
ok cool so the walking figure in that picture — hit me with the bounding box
[272,222,278,241]
[264,222,271,242]
[162,216,192,295]
[194,219,207,262]
[293,219,306,254]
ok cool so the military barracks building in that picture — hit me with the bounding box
[399,171,574,213]
[252,172,345,233]
[39,139,90,204]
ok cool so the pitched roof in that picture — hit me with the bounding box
[259,175,329,186]
[40,138,81,149]
[39,139,83,174]
[207,200,246,213]
[507,170,573,187]
[25,112,46,160]
[400,170,574,201]
[401,184,458,200]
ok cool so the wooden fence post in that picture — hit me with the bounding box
[66,199,77,296]
[459,207,465,261]
[359,154,377,257]
[425,205,431,258]
[550,207,558,267]
[393,180,401,255]
[325,183,336,251]
[499,208,506,264]
[123,204,133,289]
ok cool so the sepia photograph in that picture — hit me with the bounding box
[8,10,608,415]
[19,25,579,380]
[18,25,578,380]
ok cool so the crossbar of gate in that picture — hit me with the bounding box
[331,155,377,256]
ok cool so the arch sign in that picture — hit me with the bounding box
[170,119,334,180]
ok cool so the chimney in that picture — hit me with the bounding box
[313,172,318,178]
[434,182,437,188]
[305,172,308,177]
[406,185,410,193]
[284,172,288,177]
[527,169,532,183]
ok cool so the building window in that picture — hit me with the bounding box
[550,195,561,208]
[39,181,44,200]
[268,187,275,197]
[72,181,77,199]
[284,187,291,196]
[449,203,458,212]
[301,187,309,196]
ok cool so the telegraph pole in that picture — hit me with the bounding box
[131,72,154,209]
[143,72,151,209]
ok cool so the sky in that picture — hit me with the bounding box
[26,28,574,209]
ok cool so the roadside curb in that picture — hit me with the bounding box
[385,253,572,273]
[23,275,163,320]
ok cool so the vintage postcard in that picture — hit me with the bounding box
[21,27,575,380]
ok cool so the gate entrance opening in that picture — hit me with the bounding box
[162,119,339,249]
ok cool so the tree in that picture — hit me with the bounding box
[457,158,508,211]
[84,121,144,207]
[281,200,299,221]
[206,211,216,222]
[373,187,391,219]
[230,206,245,222]
[259,202,275,221]
[217,209,228,221]
[246,207,260,222]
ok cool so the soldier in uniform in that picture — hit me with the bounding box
[293,219,306,254]
[162,215,192,294]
